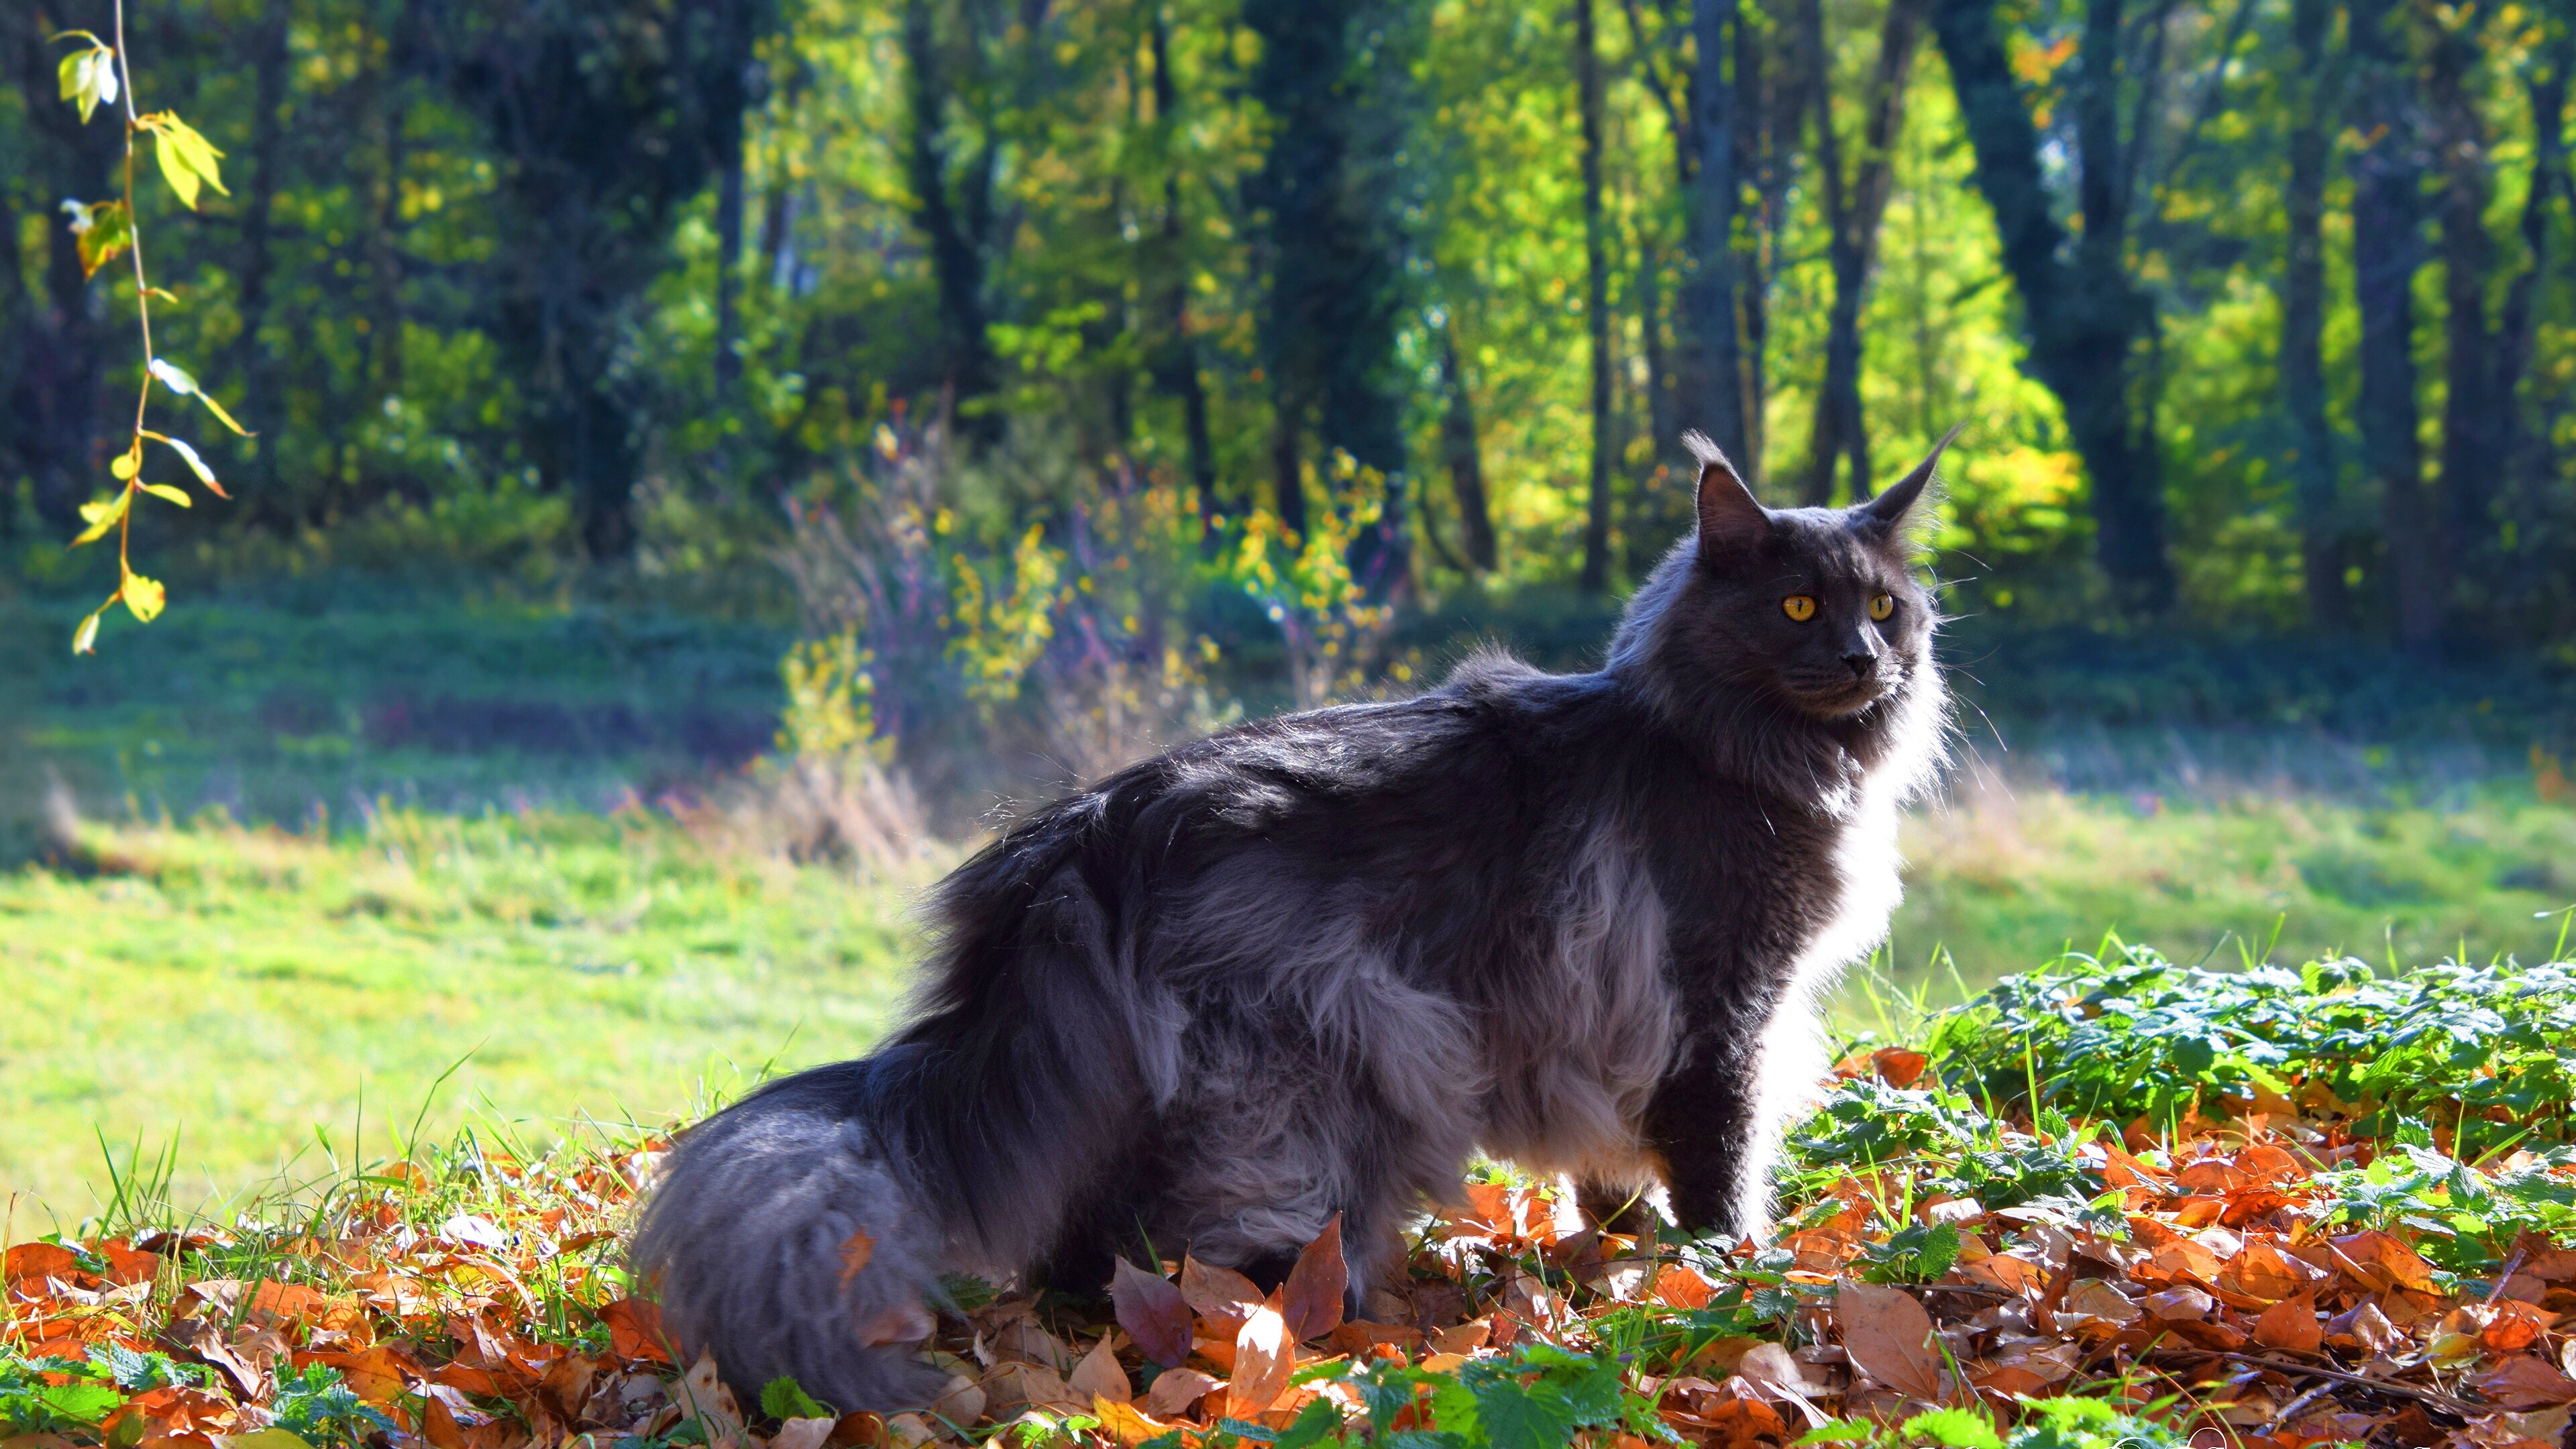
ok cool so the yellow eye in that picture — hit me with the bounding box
[1870,594,1894,621]
[1782,595,1817,622]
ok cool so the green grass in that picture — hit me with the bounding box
[7,584,2573,1220]
[1886,776,2576,985]
[6,779,2570,1214]
[0,806,918,1216]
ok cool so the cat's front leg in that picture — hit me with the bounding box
[1636,1028,1767,1241]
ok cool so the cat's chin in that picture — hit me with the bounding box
[1778,678,1893,720]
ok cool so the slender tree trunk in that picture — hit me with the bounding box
[233,0,293,517]
[14,3,119,532]
[1270,400,1307,537]
[1441,333,1499,570]
[714,157,747,395]
[1148,9,1218,541]
[367,67,410,417]
[2428,11,2500,601]
[905,0,1000,437]
[1578,0,1617,590]
[1637,236,1678,474]
[1803,0,1924,504]
[2347,0,2440,657]
[1932,0,2174,610]
[2500,28,2572,592]
[2281,0,2347,629]
[1733,11,1772,478]
[1686,0,1746,464]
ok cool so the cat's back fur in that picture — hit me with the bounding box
[633,431,1953,1413]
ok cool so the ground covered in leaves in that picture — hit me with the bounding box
[7,946,2576,1449]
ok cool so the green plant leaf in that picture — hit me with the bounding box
[71,609,102,655]
[758,1377,830,1421]
[142,482,192,507]
[73,199,130,278]
[56,43,117,123]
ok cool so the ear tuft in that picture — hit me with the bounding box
[1685,430,1769,554]
[1856,421,1965,549]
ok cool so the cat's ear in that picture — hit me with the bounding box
[1685,430,1768,555]
[1856,421,1965,549]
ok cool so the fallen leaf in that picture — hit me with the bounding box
[596,1299,670,1363]
[2218,1241,2308,1302]
[838,1229,875,1287]
[1067,1335,1131,1405]
[2253,1294,2324,1354]
[1228,1293,1291,1417]
[1650,1263,1716,1309]
[2475,1355,2576,1409]
[772,1419,837,1449]
[1281,1216,1346,1344]
[1836,1281,1942,1401]
[1142,1368,1220,1417]
[1110,1257,1193,1368]
[2142,1285,2214,1320]
[1870,1048,1929,1087]
[1090,1397,1173,1448]
[1179,1255,1263,1331]
[981,1360,1082,1417]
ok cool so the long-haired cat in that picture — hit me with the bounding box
[633,430,1955,1409]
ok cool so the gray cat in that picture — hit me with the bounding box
[632,430,1954,1410]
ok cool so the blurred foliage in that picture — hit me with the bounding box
[4,0,2576,674]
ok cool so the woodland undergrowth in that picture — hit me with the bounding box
[8,945,2576,1449]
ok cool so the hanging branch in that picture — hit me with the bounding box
[53,0,246,655]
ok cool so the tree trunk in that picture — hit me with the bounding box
[1931,0,2174,610]
[1685,0,1746,464]
[1270,401,1307,537]
[1441,334,1499,571]
[1637,235,1680,476]
[904,0,1000,437]
[2280,0,2347,629]
[12,3,121,533]
[1578,0,1616,591]
[2346,0,2440,657]
[2428,11,2500,599]
[2500,26,2572,594]
[1803,0,1925,504]
[231,0,294,518]
[1145,10,1218,542]
[1733,10,1774,479]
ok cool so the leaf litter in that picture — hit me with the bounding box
[7,945,2576,1449]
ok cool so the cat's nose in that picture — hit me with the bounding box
[1841,644,1880,679]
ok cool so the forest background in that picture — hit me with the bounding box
[3,0,2576,1207]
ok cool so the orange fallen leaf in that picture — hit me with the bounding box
[2253,1294,2324,1354]
[1228,1292,1291,1417]
[1143,1367,1221,1417]
[595,1297,670,1364]
[839,1228,876,1287]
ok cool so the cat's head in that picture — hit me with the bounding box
[1611,427,1957,730]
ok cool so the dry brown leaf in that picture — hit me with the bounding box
[2253,1294,2324,1354]
[2217,1240,2306,1302]
[1430,1318,1491,1355]
[1067,1336,1132,1405]
[596,1299,671,1364]
[1835,1282,1942,1402]
[1179,1255,1264,1331]
[928,1374,986,1430]
[981,1360,1083,1418]
[1141,1368,1221,1418]
[771,1418,837,1449]
[1281,1216,1347,1344]
[2474,1355,2576,1409]
[1228,1294,1292,1418]
[2059,1278,2142,1328]
[1110,1257,1193,1368]
[2329,1230,2438,1294]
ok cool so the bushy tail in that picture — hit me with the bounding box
[632,1063,951,1413]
